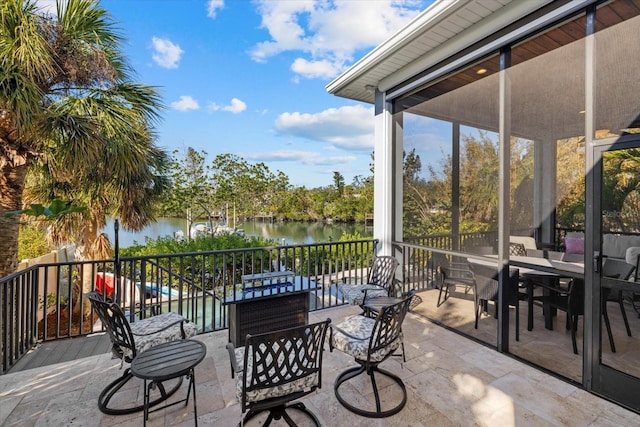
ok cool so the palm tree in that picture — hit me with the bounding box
[0,0,168,277]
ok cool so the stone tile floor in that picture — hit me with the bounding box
[1,304,639,427]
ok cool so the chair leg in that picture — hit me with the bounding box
[437,285,449,307]
[618,297,632,337]
[98,368,183,415]
[239,402,321,427]
[334,364,407,418]
[515,303,520,342]
[370,369,382,414]
[602,303,617,353]
[571,315,579,355]
[287,402,322,426]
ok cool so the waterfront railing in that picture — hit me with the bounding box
[1,239,379,374]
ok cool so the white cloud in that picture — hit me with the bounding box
[275,104,374,151]
[208,98,247,114]
[249,0,426,79]
[243,150,356,166]
[151,37,183,69]
[207,0,224,18]
[171,96,200,111]
[291,58,341,79]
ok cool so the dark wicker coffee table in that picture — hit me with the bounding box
[131,339,206,426]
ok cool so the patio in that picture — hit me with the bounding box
[2,300,638,427]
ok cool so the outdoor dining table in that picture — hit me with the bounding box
[469,255,585,331]
[508,255,585,331]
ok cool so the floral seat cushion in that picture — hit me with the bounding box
[330,315,400,362]
[231,344,319,403]
[120,312,198,359]
[338,283,386,305]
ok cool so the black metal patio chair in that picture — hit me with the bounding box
[329,292,413,418]
[87,291,199,415]
[338,255,399,307]
[468,262,524,341]
[601,258,636,340]
[361,289,417,363]
[226,318,331,427]
[435,261,476,307]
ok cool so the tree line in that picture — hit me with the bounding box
[160,148,374,232]
[403,131,640,240]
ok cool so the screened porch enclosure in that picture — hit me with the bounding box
[396,3,640,386]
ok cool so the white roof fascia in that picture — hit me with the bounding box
[325,0,471,95]
[378,0,554,93]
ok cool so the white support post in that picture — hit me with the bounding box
[373,89,396,256]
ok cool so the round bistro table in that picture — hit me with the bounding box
[131,339,206,426]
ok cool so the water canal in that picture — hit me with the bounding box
[103,217,372,248]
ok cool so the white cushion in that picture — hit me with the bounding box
[626,246,640,267]
[338,284,385,305]
[603,234,640,259]
[330,315,400,362]
[122,312,198,359]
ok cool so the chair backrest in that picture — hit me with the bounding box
[241,318,331,411]
[468,263,520,305]
[567,278,585,315]
[87,291,137,360]
[368,290,414,360]
[367,256,399,291]
[602,258,636,281]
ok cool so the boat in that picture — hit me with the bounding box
[189,222,211,239]
[212,222,245,236]
[188,221,244,238]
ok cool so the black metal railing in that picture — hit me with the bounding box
[1,239,377,374]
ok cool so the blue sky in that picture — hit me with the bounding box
[39,0,433,187]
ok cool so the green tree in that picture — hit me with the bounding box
[211,154,287,221]
[0,0,166,277]
[601,148,640,232]
[162,148,215,236]
[556,137,586,229]
[351,175,374,222]
[333,171,345,197]
[459,131,500,227]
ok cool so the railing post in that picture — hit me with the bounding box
[30,269,38,348]
[139,259,147,321]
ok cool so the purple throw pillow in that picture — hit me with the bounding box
[565,237,585,254]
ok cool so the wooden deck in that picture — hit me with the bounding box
[8,333,112,373]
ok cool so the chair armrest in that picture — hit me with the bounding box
[329,323,368,342]
[225,342,242,379]
[362,285,386,302]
